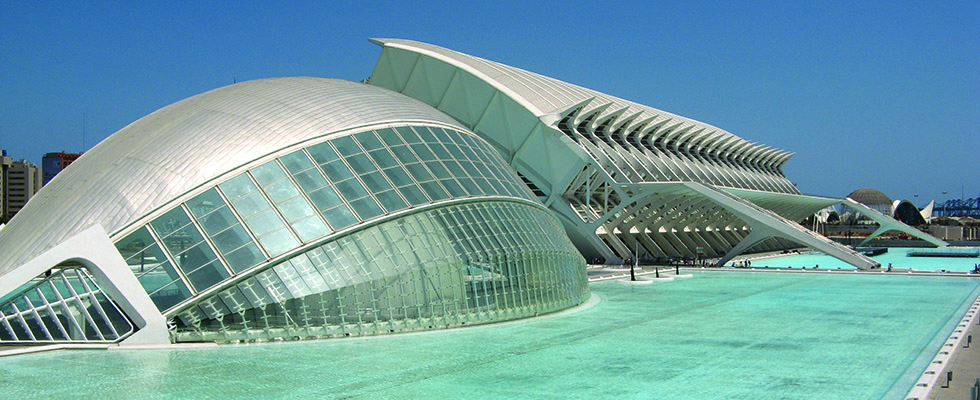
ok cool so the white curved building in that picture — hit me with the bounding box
[1,39,945,346]
[0,77,589,345]
[366,39,893,269]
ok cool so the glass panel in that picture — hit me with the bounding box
[115,227,157,263]
[382,166,413,187]
[397,185,429,206]
[159,223,206,257]
[404,163,433,182]
[231,191,270,219]
[293,168,329,192]
[367,149,399,169]
[263,178,302,204]
[245,209,288,237]
[306,142,339,164]
[173,242,220,275]
[291,215,330,242]
[346,154,375,175]
[308,186,344,211]
[332,136,361,157]
[354,130,384,151]
[148,280,191,311]
[420,181,449,201]
[376,128,403,146]
[211,225,252,253]
[429,142,451,160]
[335,179,369,200]
[320,160,354,182]
[425,162,450,179]
[279,150,315,174]
[375,190,407,212]
[390,146,418,164]
[349,197,383,220]
[224,243,265,273]
[442,160,466,177]
[185,261,230,291]
[219,174,258,201]
[149,207,192,239]
[360,171,392,193]
[323,205,358,229]
[278,197,316,222]
[440,179,466,197]
[410,144,434,160]
[396,126,421,143]
[137,261,180,293]
[198,207,237,236]
[258,229,299,257]
[415,126,438,142]
[185,189,225,218]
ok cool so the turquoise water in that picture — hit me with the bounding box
[749,246,980,271]
[1,272,978,399]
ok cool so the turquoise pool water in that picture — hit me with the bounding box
[1,271,978,399]
[748,246,980,271]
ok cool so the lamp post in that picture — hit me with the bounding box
[942,191,948,240]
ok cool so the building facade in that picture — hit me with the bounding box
[1,153,42,223]
[41,151,83,185]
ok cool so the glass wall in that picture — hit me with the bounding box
[114,124,547,313]
[173,201,588,342]
[0,267,134,343]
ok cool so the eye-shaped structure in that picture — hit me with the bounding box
[0,77,589,345]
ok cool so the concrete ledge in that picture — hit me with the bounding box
[638,276,674,282]
[617,279,654,284]
[906,289,980,399]
[0,344,110,358]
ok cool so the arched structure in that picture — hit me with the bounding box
[0,78,589,345]
[893,200,927,225]
[367,39,882,269]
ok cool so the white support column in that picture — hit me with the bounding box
[683,183,880,270]
[843,198,948,248]
[716,227,777,267]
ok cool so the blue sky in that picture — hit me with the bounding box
[2,1,977,205]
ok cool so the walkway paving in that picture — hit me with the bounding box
[929,304,980,400]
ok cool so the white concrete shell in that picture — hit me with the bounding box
[0,77,589,345]
[366,39,908,269]
[0,77,466,275]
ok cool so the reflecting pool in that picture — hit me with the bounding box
[748,246,980,271]
[1,271,977,399]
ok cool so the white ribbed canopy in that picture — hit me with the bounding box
[0,77,466,275]
[370,38,795,169]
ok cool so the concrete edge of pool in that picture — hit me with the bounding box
[906,291,980,400]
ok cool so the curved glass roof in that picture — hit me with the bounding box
[0,78,467,276]
[114,123,539,313]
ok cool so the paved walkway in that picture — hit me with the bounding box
[929,304,980,400]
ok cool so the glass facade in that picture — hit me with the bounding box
[113,124,570,318]
[173,201,588,342]
[0,267,134,343]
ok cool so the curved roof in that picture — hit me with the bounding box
[0,77,467,275]
[370,38,794,169]
[847,188,892,208]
